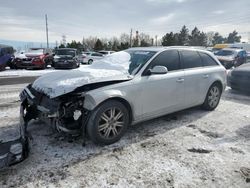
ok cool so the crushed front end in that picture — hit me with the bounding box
[19,84,90,137]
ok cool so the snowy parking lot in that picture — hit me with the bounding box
[0,82,250,187]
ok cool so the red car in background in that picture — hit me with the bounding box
[11,48,53,69]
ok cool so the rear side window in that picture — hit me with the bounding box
[146,50,180,72]
[199,52,218,67]
[100,51,108,55]
[181,50,202,69]
[92,53,103,57]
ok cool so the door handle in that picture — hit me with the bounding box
[203,74,209,79]
[176,78,184,83]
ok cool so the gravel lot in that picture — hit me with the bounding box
[0,84,250,188]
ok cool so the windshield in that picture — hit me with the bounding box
[88,50,157,75]
[215,50,235,56]
[56,49,76,56]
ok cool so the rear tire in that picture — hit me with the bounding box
[87,100,129,145]
[202,83,222,111]
[9,64,16,69]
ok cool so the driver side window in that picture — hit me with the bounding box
[144,50,180,74]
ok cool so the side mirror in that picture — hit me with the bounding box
[149,66,168,75]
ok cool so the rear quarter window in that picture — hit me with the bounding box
[199,52,219,67]
[92,53,103,57]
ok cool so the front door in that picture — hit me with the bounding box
[140,50,185,119]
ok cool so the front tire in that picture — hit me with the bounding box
[87,100,129,145]
[202,83,222,111]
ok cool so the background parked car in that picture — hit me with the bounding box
[215,48,247,69]
[98,50,115,56]
[227,63,250,93]
[82,52,104,64]
[11,48,53,69]
[53,48,81,69]
[0,44,14,71]
[212,44,230,54]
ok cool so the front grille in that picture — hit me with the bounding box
[23,58,32,61]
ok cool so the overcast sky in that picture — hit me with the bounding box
[1,0,250,43]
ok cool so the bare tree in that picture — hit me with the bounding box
[120,33,130,44]
[206,31,215,46]
[85,36,98,50]
[139,33,151,46]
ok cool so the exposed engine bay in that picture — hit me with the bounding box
[20,80,129,140]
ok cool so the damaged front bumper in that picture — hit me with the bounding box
[0,105,29,169]
[19,84,90,137]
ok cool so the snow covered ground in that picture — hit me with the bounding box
[0,67,58,77]
[0,84,250,188]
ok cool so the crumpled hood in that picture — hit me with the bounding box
[32,51,133,98]
[32,69,132,98]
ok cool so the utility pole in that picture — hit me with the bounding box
[45,14,49,48]
[62,35,66,46]
[155,35,158,46]
[130,29,133,48]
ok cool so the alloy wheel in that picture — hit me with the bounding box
[98,107,124,139]
[208,86,220,108]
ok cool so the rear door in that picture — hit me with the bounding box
[180,50,208,107]
[92,53,104,60]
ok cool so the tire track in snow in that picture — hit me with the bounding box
[0,106,20,119]
[0,84,25,103]
[0,84,24,120]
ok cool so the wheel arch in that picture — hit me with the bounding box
[84,94,133,124]
[202,79,224,104]
[107,97,133,124]
[211,80,223,92]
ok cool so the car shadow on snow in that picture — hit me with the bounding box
[0,107,211,186]
[222,88,250,106]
